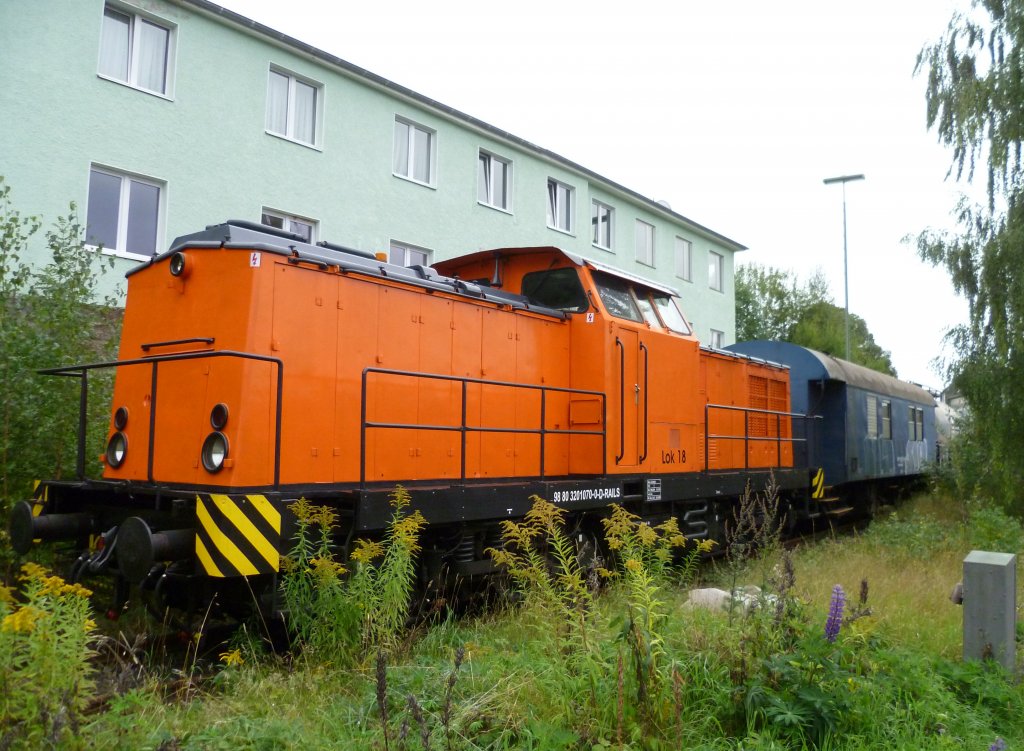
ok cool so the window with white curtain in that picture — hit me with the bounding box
[710,329,725,349]
[98,4,174,96]
[675,237,692,281]
[389,241,431,266]
[266,68,321,146]
[261,209,317,243]
[85,166,163,258]
[635,220,655,266]
[709,250,724,292]
[546,179,574,233]
[478,151,511,210]
[393,118,435,185]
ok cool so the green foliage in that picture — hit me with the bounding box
[735,263,831,342]
[280,487,426,662]
[916,2,1024,511]
[0,177,120,574]
[735,263,896,375]
[0,562,98,748]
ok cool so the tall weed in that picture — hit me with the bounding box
[0,562,97,748]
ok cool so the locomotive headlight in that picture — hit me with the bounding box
[106,432,127,468]
[210,403,229,430]
[114,406,129,430]
[201,432,229,473]
[169,251,191,278]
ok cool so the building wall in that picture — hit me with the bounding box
[0,0,738,345]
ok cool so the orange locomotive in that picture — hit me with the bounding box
[11,221,808,614]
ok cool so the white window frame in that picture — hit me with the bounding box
[261,208,318,244]
[389,241,431,267]
[635,220,655,267]
[97,3,176,98]
[478,150,512,211]
[709,250,724,292]
[675,237,692,281]
[85,165,165,261]
[546,179,574,234]
[709,329,725,349]
[265,67,323,148]
[592,200,614,250]
[393,117,436,186]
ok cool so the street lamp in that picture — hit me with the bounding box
[822,173,865,361]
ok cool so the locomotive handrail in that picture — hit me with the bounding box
[39,350,284,487]
[359,367,607,485]
[639,341,649,464]
[704,402,817,472]
[615,337,625,464]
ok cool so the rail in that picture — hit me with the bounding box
[704,402,817,471]
[360,367,607,484]
[40,350,284,486]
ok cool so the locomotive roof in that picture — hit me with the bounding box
[143,222,570,319]
[726,340,935,406]
[435,246,681,298]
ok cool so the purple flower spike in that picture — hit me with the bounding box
[988,738,1006,751]
[824,584,846,643]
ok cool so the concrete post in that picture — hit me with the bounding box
[962,551,1017,670]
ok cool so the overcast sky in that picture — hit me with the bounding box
[219,0,970,389]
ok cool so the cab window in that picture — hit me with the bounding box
[593,273,642,322]
[635,294,661,328]
[652,294,691,335]
[521,267,589,313]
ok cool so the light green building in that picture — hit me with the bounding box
[0,0,743,346]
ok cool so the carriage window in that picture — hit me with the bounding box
[651,294,692,335]
[593,273,642,322]
[881,399,892,439]
[521,268,589,313]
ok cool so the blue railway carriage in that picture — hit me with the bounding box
[726,341,937,510]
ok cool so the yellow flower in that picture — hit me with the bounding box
[525,496,564,530]
[636,524,658,548]
[596,567,617,580]
[389,485,412,511]
[309,556,347,583]
[0,585,15,605]
[19,562,48,582]
[219,648,245,667]
[84,618,97,632]
[350,539,385,564]
[312,504,338,531]
[624,558,643,573]
[62,581,93,598]
[697,539,717,554]
[2,605,42,633]
[290,497,314,524]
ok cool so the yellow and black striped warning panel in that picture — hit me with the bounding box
[195,494,282,578]
[811,468,825,499]
[31,481,48,516]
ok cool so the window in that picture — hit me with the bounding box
[710,329,724,349]
[675,237,692,281]
[635,221,655,266]
[521,268,588,313]
[592,201,613,249]
[261,209,316,243]
[394,118,435,185]
[651,295,692,335]
[478,151,511,210]
[866,394,878,437]
[266,68,320,146]
[546,179,574,233]
[709,251,724,292]
[390,241,430,267]
[881,400,892,439]
[915,407,925,441]
[98,4,174,96]
[593,273,642,322]
[86,166,162,258]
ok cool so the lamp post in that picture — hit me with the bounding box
[823,173,865,361]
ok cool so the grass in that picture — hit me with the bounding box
[5,490,1023,750]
